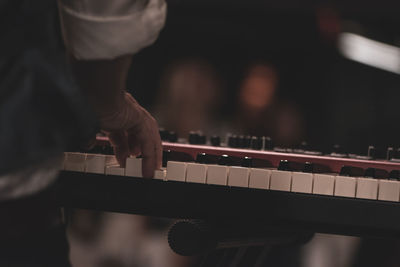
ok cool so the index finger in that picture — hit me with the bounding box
[140,138,158,178]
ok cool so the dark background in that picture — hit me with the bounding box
[127,0,400,156]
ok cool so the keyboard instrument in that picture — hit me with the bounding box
[57,132,400,239]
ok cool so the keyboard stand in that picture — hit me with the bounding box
[55,171,400,239]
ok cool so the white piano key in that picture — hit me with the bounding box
[207,165,228,186]
[313,174,335,196]
[356,177,378,200]
[85,154,106,174]
[105,165,125,176]
[153,169,166,180]
[248,168,271,189]
[125,157,142,177]
[334,176,356,198]
[228,167,250,188]
[64,152,86,172]
[270,170,292,191]
[291,172,313,193]
[378,179,400,202]
[186,163,207,184]
[166,161,187,182]
[105,155,118,165]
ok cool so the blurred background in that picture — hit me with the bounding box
[66,1,400,267]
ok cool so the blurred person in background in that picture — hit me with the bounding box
[155,58,223,138]
[234,62,305,147]
[0,0,165,266]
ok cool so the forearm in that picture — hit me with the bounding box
[68,54,132,117]
[59,0,165,174]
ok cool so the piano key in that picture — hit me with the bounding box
[218,154,235,166]
[356,177,378,200]
[85,154,106,174]
[270,170,292,191]
[378,179,400,202]
[248,168,271,189]
[166,161,187,182]
[105,165,125,176]
[313,174,335,196]
[364,168,388,179]
[102,145,114,155]
[64,152,86,172]
[340,166,364,177]
[303,162,314,173]
[186,163,207,184]
[125,157,142,178]
[163,150,195,167]
[105,155,118,166]
[291,172,313,193]
[228,166,250,187]
[388,170,400,180]
[277,160,304,172]
[154,169,167,180]
[241,157,253,168]
[207,165,228,186]
[334,176,356,198]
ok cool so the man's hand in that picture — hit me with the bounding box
[69,55,162,178]
[101,92,162,178]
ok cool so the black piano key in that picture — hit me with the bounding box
[162,150,194,167]
[84,145,103,154]
[364,168,388,179]
[195,153,219,164]
[340,166,364,177]
[277,160,304,172]
[102,145,114,155]
[251,158,273,168]
[364,168,375,178]
[241,157,253,167]
[218,155,232,166]
[388,170,400,180]
[196,153,207,164]
[303,162,314,173]
[278,160,290,171]
[162,150,170,167]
